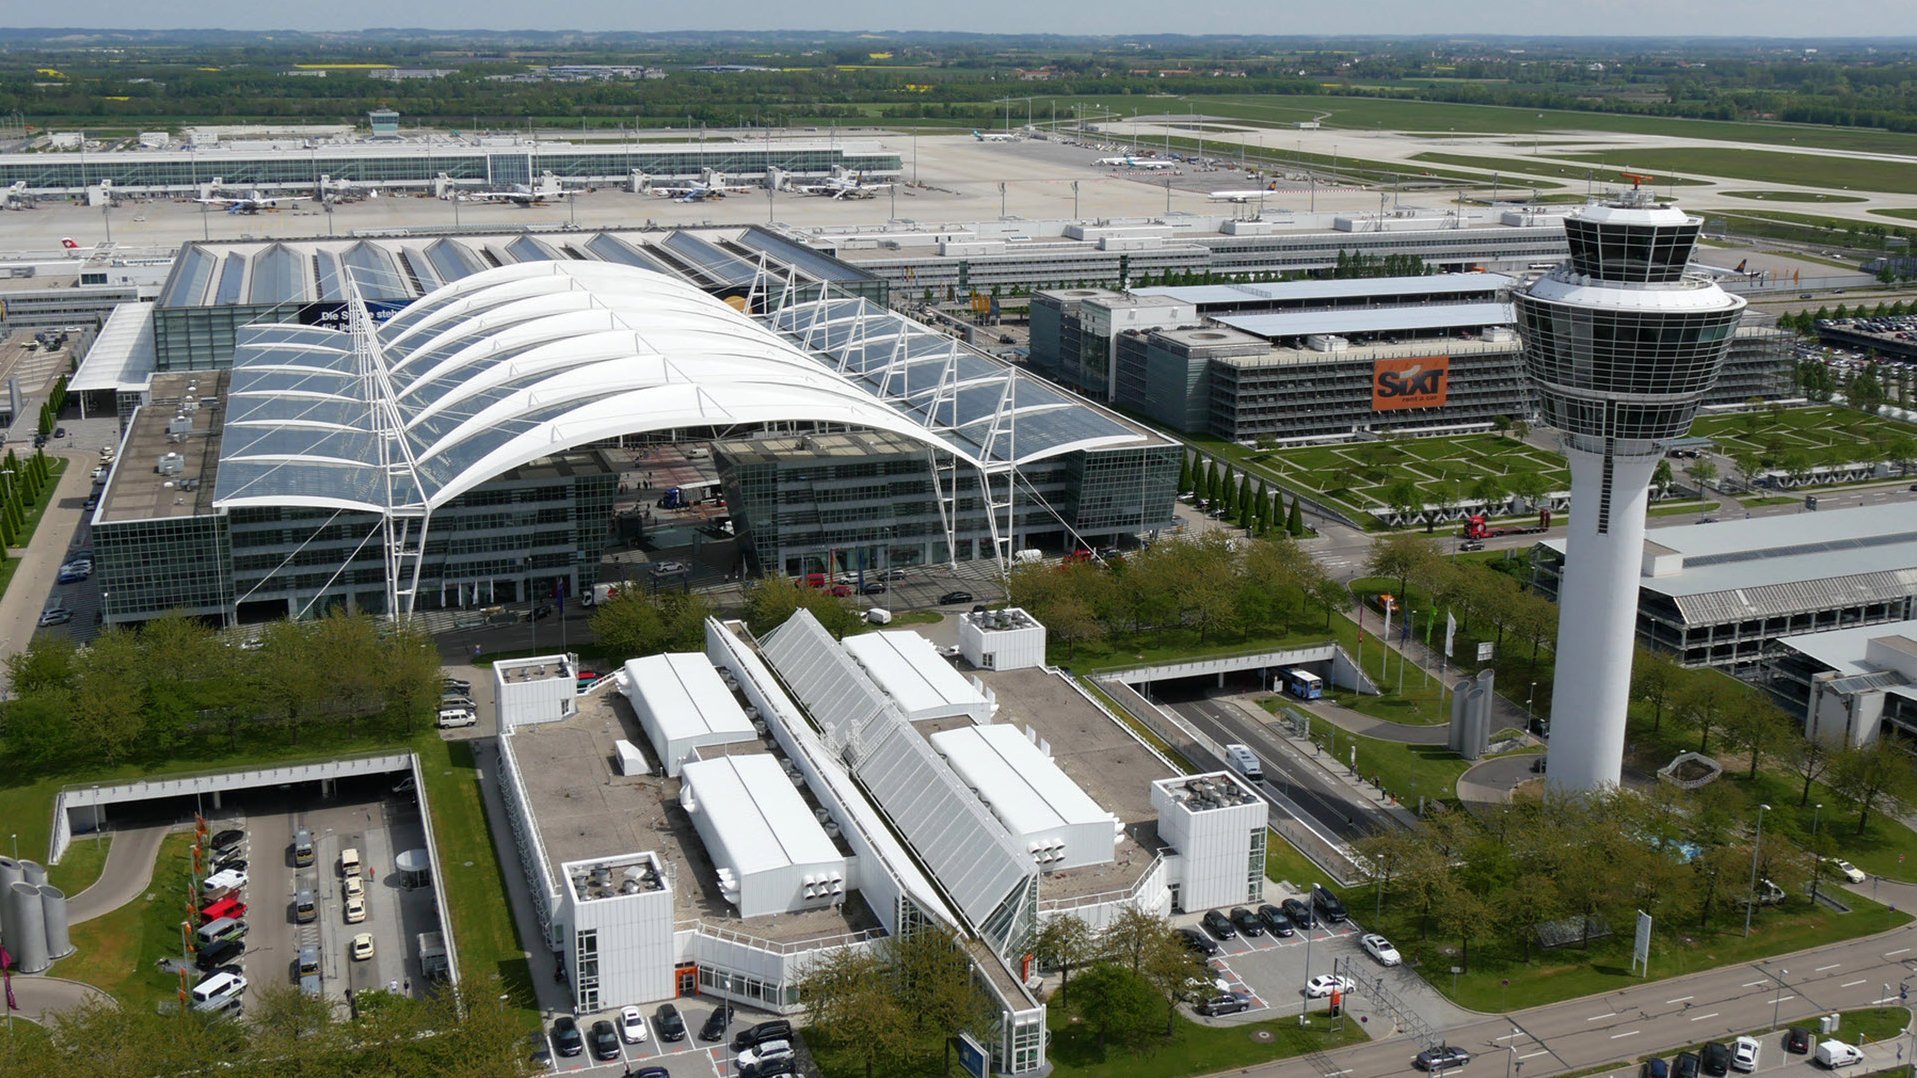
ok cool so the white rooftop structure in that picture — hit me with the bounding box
[70,300,156,395]
[679,754,847,918]
[929,724,1117,871]
[615,652,756,776]
[842,630,995,723]
[1215,301,1514,341]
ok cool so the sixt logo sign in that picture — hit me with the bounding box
[1372,356,1451,411]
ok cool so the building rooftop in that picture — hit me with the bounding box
[97,370,228,523]
[69,301,156,394]
[619,652,755,744]
[1774,618,1917,674]
[507,688,878,944]
[1133,272,1513,308]
[1214,301,1515,342]
[844,630,992,722]
[928,724,1115,841]
[1212,336,1523,370]
[681,753,844,880]
[712,429,921,467]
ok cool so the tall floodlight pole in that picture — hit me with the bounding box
[1519,178,1745,792]
[1745,803,1770,937]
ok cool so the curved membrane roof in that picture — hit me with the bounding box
[214,260,1137,514]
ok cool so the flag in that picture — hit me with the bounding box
[1400,610,1412,643]
[1356,600,1364,642]
[1444,610,1458,658]
[2,945,14,1012]
[552,578,566,616]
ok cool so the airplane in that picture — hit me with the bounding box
[462,171,569,206]
[649,169,753,202]
[1692,258,1753,278]
[794,167,893,200]
[195,188,309,214]
[2,181,32,209]
[973,129,1017,142]
[1095,155,1175,171]
[1207,189,1276,204]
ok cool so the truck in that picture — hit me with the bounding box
[583,581,626,607]
[1460,509,1554,541]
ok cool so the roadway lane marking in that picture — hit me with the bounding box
[1495,1032,1526,1042]
[1842,979,1867,987]
[1815,963,1842,972]
[1587,1011,1617,1021]
[1612,1030,1641,1040]
[1690,1012,1720,1022]
[1888,948,1911,958]
[1666,996,1693,1004]
[1742,980,1769,987]
[1520,1050,1552,1060]
[1772,995,1796,1004]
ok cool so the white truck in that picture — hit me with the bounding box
[1815,1041,1864,1068]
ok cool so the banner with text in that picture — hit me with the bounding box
[1371,355,1451,411]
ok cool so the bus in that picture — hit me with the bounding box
[1284,668,1324,700]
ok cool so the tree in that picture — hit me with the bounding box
[1068,963,1162,1053]
[1045,593,1105,658]
[590,588,709,659]
[1674,670,1741,755]
[1785,734,1836,807]
[1204,458,1220,506]
[1177,453,1193,495]
[1508,470,1551,510]
[1631,647,1683,734]
[1720,702,1793,779]
[1687,458,1719,490]
[1031,914,1096,1001]
[1286,496,1305,537]
[1382,476,1423,523]
[1831,740,1917,834]
[1367,532,1440,599]
[800,944,916,1078]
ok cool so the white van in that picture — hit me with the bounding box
[1224,743,1264,783]
[436,705,477,729]
[200,868,247,900]
[1815,1040,1864,1068]
[340,847,362,878]
[190,971,247,1011]
[195,916,248,948]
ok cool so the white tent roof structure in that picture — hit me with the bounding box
[681,754,843,879]
[929,725,1112,841]
[843,630,993,722]
[618,652,754,745]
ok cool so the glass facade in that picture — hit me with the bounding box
[95,513,235,624]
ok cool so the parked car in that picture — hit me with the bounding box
[699,1003,733,1042]
[650,561,688,576]
[1414,1044,1472,1071]
[1361,933,1402,966]
[550,1016,583,1058]
[860,581,887,594]
[1229,907,1264,937]
[1673,1050,1701,1078]
[733,1020,793,1053]
[210,829,245,852]
[1200,909,1237,941]
[1640,1059,1669,1078]
[618,1006,649,1044]
[1304,974,1355,998]
[56,567,89,584]
[939,591,974,604]
[654,1003,686,1042]
[1731,1036,1760,1073]
[1281,897,1316,929]
[1701,1040,1731,1076]
[1255,904,1295,937]
[53,427,65,439]
[1178,927,1220,956]
[349,933,375,961]
[1784,1028,1812,1054]
[1823,857,1868,884]
[828,584,855,597]
[37,608,72,627]
[588,1020,620,1062]
[1815,1040,1865,1068]
[1196,993,1248,1017]
[1312,884,1349,924]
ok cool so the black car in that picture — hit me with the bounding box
[588,1020,620,1061]
[1673,1051,1700,1078]
[1312,884,1349,924]
[654,1003,686,1042]
[53,427,65,439]
[1200,909,1237,941]
[860,582,886,594]
[1178,927,1220,956]
[1784,1027,1812,1054]
[1700,1041,1731,1077]
[733,1019,793,1052]
[550,1016,584,1058]
[1196,993,1249,1017]
[699,1004,733,1042]
[1280,897,1316,930]
[940,591,974,604]
[196,939,244,971]
[1414,1044,1472,1071]
[1229,907,1265,938]
[1640,1060,1668,1078]
[210,829,245,852]
[212,857,246,875]
[1256,903,1295,937]
[634,1069,670,1078]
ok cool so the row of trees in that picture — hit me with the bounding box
[10,973,535,1076]
[0,447,57,549]
[36,375,68,438]
[1365,533,1561,680]
[0,612,440,773]
[1009,531,1346,658]
[1179,453,1306,537]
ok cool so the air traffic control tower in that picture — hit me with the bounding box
[1516,183,1745,792]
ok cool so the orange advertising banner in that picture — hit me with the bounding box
[1371,355,1450,411]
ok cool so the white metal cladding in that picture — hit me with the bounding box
[679,754,847,919]
[1672,570,1917,625]
[928,725,1115,870]
[212,260,1019,513]
[616,653,755,777]
[71,301,157,393]
[842,631,992,723]
[761,611,1036,932]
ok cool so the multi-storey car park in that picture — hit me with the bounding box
[78,235,1176,627]
[489,611,1267,1075]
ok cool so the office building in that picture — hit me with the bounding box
[1765,619,1917,748]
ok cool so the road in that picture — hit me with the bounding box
[67,823,169,924]
[1255,877,1917,1078]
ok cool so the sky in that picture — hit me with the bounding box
[17,0,1917,37]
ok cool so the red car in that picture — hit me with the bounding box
[201,896,247,922]
[829,584,855,597]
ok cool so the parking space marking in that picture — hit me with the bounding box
[1742,980,1770,988]
[1886,948,1911,958]
[1520,1050,1552,1060]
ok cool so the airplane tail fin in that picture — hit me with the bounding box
[1734,258,1748,273]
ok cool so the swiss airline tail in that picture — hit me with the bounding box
[60,237,78,249]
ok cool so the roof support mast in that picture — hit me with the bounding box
[349,277,431,622]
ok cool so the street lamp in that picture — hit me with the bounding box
[1745,803,1771,937]
[1771,966,1789,1030]
[1809,803,1824,903]
[1526,682,1537,726]
[1299,881,1315,1026]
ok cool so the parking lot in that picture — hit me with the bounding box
[195,780,439,1014]
[540,996,799,1076]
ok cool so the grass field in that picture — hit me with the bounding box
[1249,433,1568,521]
[46,833,110,897]
[58,831,198,1014]
[1722,190,1870,203]
[1045,1006,1366,1078]
[1413,151,1709,187]
[1563,146,1917,195]
[1690,407,1917,476]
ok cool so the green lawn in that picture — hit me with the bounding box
[1264,697,1473,803]
[1739,495,1801,508]
[1045,1006,1367,1078]
[1413,151,1709,186]
[1647,501,1719,518]
[1838,1006,1913,1043]
[57,831,198,1013]
[1564,147,1917,195]
[46,833,110,897]
[1237,432,1571,523]
[1722,190,1870,203]
[1265,833,1326,891]
[1691,407,1917,478]
[12,457,69,550]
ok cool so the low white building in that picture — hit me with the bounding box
[844,629,996,723]
[679,754,848,918]
[556,853,676,1008]
[1151,773,1267,912]
[616,653,756,776]
[495,655,578,728]
[958,608,1048,671]
[930,724,1118,871]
